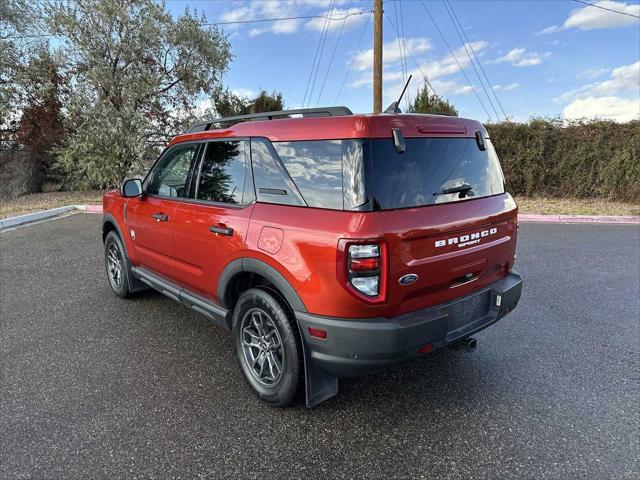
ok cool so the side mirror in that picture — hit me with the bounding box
[121,178,143,198]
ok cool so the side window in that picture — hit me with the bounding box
[251,138,306,207]
[146,143,199,198]
[273,140,343,210]
[196,140,252,205]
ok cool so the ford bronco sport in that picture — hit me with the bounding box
[102,106,522,407]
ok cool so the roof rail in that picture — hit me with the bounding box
[185,106,353,133]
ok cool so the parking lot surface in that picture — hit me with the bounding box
[1,213,638,479]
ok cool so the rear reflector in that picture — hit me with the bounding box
[308,327,327,339]
[418,343,433,354]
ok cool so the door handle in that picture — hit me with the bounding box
[209,225,234,236]
[152,212,169,222]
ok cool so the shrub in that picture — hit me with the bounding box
[487,118,640,202]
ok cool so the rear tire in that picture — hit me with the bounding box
[232,288,303,407]
[104,231,131,299]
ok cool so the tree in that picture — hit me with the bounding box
[47,0,232,189]
[407,83,458,116]
[249,90,284,114]
[15,48,65,180]
[213,89,284,118]
[0,0,44,145]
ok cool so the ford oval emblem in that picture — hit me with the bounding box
[399,273,418,285]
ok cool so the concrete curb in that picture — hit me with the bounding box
[0,204,103,231]
[518,213,639,225]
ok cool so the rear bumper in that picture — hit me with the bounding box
[297,271,522,377]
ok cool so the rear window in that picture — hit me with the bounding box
[370,137,505,210]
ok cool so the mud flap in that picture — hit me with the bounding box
[301,338,338,408]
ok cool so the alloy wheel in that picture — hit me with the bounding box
[240,308,285,386]
[107,242,123,289]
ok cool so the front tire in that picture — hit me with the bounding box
[104,231,131,299]
[232,288,303,407]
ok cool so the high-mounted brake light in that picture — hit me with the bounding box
[346,243,387,300]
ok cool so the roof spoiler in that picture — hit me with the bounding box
[186,106,353,133]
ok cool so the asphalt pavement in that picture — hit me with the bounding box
[1,213,638,479]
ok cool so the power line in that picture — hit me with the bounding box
[393,1,407,107]
[316,0,354,106]
[398,1,411,110]
[383,11,440,100]
[571,0,640,19]
[302,2,334,108]
[445,0,509,121]
[418,0,494,122]
[334,12,371,104]
[5,10,373,40]
[442,0,501,121]
[208,10,373,26]
[306,0,336,107]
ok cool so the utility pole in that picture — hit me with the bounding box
[373,0,383,113]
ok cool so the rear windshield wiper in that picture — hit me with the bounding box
[434,183,474,198]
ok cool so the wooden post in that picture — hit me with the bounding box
[373,0,383,113]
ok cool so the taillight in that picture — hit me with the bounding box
[345,242,387,301]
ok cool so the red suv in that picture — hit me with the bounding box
[102,107,522,407]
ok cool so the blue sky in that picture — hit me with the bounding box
[167,0,640,122]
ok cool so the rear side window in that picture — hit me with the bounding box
[370,137,505,210]
[273,140,344,210]
[196,140,253,205]
[250,138,306,207]
[270,140,368,210]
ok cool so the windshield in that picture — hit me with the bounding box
[369,137,505,210]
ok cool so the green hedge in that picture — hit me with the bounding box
[486,119,640,202]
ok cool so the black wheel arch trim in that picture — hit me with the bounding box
[218,258,308,313]
[102,213,124,243]
[102,213,147,293]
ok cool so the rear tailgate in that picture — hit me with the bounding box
[377,194,518,317]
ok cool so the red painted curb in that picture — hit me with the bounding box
[84,204,103,213]
[518,213,639,225]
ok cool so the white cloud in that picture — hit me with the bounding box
[353,37,432,72]
[563,96,640,122]
[559,61,640,122]
[535,25,561,35]
[428,80,474,96]
[590,61,639,95]
[558,61,640,102]
[538,1,639,34]
[564,0,640,30]
[305,7,367,32]
[491,48,551,67]
[577,67,610,79]
[493,83,519,91]
[231,88,258,99]
[221,1,363,37]
[348,38,492,111]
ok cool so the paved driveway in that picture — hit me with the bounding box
[1,214,638,479]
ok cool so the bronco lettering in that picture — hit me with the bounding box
[435,227,498,248]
